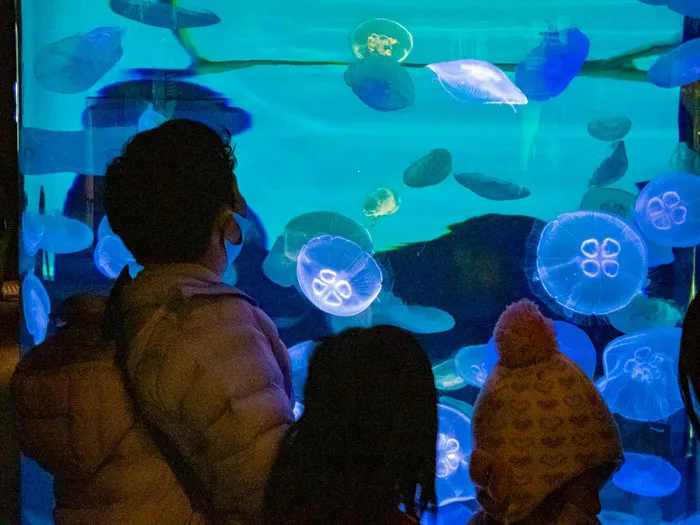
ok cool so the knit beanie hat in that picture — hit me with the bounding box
[470,299,623,523]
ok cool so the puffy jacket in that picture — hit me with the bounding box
[11,293,206,525]
[118,264,294,525]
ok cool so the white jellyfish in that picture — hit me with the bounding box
[433,359,469,392]
[22,273,51,346]
[435,403,475,506]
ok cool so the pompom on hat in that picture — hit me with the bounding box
[469,299,623,523]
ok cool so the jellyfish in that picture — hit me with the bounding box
[587,116,633,142]
[596,328,683,422]
[421,502,474,525]
[439,396,474,420]
[435,403,475,506]
[22,273,51,346]
[612,452,681,498]
[427,60,528,108]
[288,340,316,400]
[483,320,597,379]
[351,18,414,63]
[515,27,590,101]
[648,37,700,88]
[454,344,488,388]
[635,172,700,248]
[453,172,530,201]
[296,235,382,317]
[34,27,123,94]
[589,141,628,188]
[263,212,373,288]
[94,235,142,279]
[97,215,114,241]
[598,511,643,525]
[22,212,45,257]
[536,211,648,316]
[109,0,221,30]
[293,402,304,421]
[363,187,401,219]
[433,359,468,392]
[607,294,682,334]
[36,214,94,255]
[345,56,415,111]
[403,149,453,188]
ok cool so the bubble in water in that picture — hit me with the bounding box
[635,172,700,248]
[435,403,474,506]
[22,273,51,346]
[351,18,414,63]
[296,235,382,317]
[536,211,648,316]
[596,328,683,422]
[612,452,681,497]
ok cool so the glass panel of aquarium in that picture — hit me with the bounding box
[16,0,699,523]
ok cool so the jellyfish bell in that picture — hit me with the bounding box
[427,60,528,110]
[435,403,474,506]
[612,452,681,498]
[296,235,382,317]
[351,18,414,63]
[22,273,51,346]
[94,234,142,279]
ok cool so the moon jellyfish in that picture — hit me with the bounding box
[427,60,527,108]
[515,27,590,101]
[22,212,45,257]
[454,344,488,388]
[635,172,700,248]
[363,187,400,219]
[97,216,114,241]
[587,116,633,142]
[403,149,452,188]
[288,340,316,400]
[94,235,142,279]
[612,452,681,497]
[607,294,682,334]
[589,141,628,188]
[34,27,123,94]
[109,0,221,30]
[344,56,415,111]
[296,235,382,317]
[351,18,413,63]
[293,402,304,421]
[596,328,683,422]
[39,214,93,255]
[648,37,700,88]
[435,403,474,506]
[536,211,648,316]
[483,320,597,379]
[453,172,530,201]
[433,359,468,392]
[22,273,51,346]
[421,502,474,525]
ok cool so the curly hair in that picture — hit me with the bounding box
[104,119,237,264]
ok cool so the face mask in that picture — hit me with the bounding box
[225,213,249,265]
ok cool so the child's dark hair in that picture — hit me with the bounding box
[104,119,237,264]
[265,326,438,525]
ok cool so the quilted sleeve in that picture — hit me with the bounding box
[127,296,294,524]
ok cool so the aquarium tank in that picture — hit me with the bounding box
[15,0,700,523]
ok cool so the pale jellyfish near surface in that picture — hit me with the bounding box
[296,235,382,317]
[94,235,143,279]
[635,172,700,248]
[22,273,51,346]
[351,18,414,63]
[23,212,93,255]
[427,60,527,109]
[433,359,469,392]
[483,320,597,379]
[435,403,474,506]
[536,211,648,316]
[454,344,489,388]
[596,328,683,422]
[612,452,681,498]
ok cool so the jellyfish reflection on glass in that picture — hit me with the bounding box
[596,328,683,422]
[435,403,475,507]
[22,273,51,346]
[296,235,382,317]
[535,211,648,316]
[635,172,700,248]
[612,452,681,498]
[483,320,597,379]
[94,235,143,279]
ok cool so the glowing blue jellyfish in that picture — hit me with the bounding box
[515,27,590,101]
[97,216,113,241]
[296,235,382,317]
[427,60,527,108]
[288,340,315,400]
[596,328,683,422]
[433,359,468,392]
[612,452,681,498]
[483,320,597,379]
[598,510,642,525]
[635,172,700,248]
[38,214,93,255]
[34,27,124,94]
[435,403,474,506]
[607,294,682,334]
[454,344,488,388]
[94,235,143,279]
[351,18,414,63]
[22,273,51,346]
[648,37,700,88]
[536,211,648,316]
[293,402,304,421]
[345,56,415,112]
[22,212,45,257]
[421,502,474,525]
